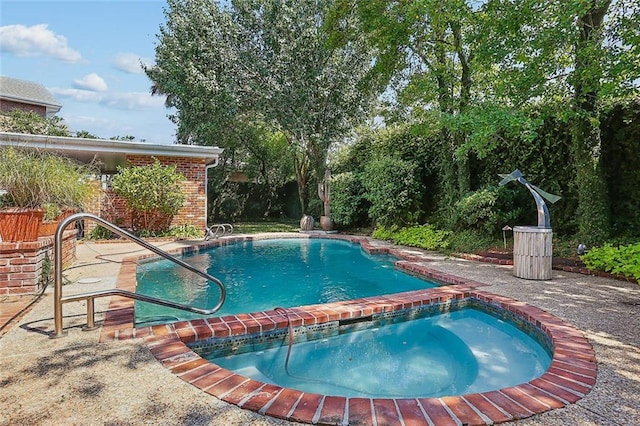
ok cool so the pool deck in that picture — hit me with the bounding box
[1,233,639,425]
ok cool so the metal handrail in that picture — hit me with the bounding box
[52,213,226,338]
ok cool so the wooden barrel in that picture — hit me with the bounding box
[513,226,553,280]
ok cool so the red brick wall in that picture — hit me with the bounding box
[96,155,207,232]
[0,100,47,118]
[0,230,76,295]
[84,179,109,235]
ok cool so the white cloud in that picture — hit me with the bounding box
[74,73,108,92]
[113,52,153,74]
[50,87,103,102]
[0,24,82,63]
[102,92,166,110]
[50,87,165,110]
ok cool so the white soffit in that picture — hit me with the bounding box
[0,132,222,163]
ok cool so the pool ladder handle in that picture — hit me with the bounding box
[274,307,294,375]
[52,213,227,339]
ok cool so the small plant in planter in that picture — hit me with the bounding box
[0,147,97,241]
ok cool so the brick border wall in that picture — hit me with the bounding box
[0,230,76,295]
[95,155,207,232]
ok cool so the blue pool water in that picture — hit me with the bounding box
[205,307,552,398]
[135,238,437,324]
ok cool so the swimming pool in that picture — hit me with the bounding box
[135,238,437,324]
[102,234,596,425]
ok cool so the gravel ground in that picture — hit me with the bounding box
[1,237,638,425]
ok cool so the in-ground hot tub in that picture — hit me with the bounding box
[195,298,553,399]
[141,289,596,425]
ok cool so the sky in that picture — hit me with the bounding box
[0,0,177,145]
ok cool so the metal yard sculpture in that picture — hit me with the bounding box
[499,169,561,229]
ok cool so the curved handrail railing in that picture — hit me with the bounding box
[53,213,226,338]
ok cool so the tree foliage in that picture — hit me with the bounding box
[474,0,640,244]
[208,122,294,220]
[362,157,424,227]
[328,172,367,226]
[1,109,71,136]
[146,0,377,215]
[329,0,639,244]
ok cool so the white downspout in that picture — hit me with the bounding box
[205,158,219,228]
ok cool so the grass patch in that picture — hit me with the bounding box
[233,220,300,234]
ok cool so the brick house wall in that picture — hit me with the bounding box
[89,155,207,233]
[0,230,76,295]
[0,99,47,118]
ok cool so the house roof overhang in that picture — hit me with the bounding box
[0,94,62,117]
[0,76,63,118]
[0,132,223,171]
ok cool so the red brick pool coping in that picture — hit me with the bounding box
[99,234,597,425]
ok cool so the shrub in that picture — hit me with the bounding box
[372,224,450,251]
[371,225,400,241]
[581,243,640,282]
[454,186,522,235]
[88,225,114,240]
[111,159,186,232]
[362,157,423,227]
[393,225,451,250]
[138,224,204,239]
[329,172,368,226]
[447,229,501,254]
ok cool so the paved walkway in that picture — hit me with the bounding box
[1,236,638,425]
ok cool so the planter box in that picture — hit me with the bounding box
[38,221,59,237]
[0,208,44,242]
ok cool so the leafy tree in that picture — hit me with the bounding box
[330,0,638,243]
[476,0,640,244]
[1,109,71,136]
[242,126,294,216]
[208,122,294,220]
[328,171,368,226]
[110,135,136,142]
[328,0,480,210]
[75,130,99,139]
[146,0,377,215]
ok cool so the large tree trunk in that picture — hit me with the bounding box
[452,21,473,197]
[433,22,459,220]
[571,1,611,244]
[293,149,310,215]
